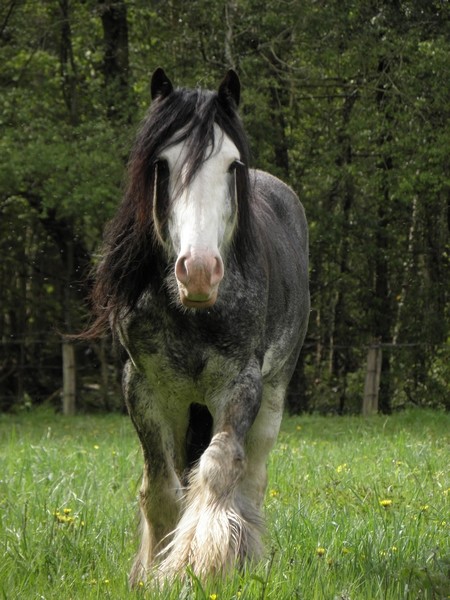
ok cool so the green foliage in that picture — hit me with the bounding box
[0,409,448,598]
[0,0,449,412]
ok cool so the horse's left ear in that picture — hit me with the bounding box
[218,69,240,108]
[151,67,174,101]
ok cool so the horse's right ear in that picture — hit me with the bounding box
[151,68,174,100]
[218,69,240,108]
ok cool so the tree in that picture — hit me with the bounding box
[0,0,448,413]
[0,0,127,410]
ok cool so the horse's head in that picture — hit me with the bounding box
[86,70,253,337]
[157,125,241,308]
[150,69,246,309]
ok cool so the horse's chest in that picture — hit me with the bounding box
[142,348,237,404]
[124,323,239,404]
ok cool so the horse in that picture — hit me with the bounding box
[88,67,310,586]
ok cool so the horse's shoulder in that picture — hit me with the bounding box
[250,169,307,231]
[251,169,297,197]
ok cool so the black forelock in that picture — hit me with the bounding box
[133,86,251,191]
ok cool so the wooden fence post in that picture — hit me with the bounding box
[362,343,382,416]
[61,232,76,416]
[62,340,76,415]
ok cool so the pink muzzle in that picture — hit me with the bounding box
[175,250,224,308]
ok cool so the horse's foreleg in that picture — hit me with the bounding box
[157,359,263,580]
[124,364,188,587]
[130,463,182,587]
[239,384,286,508]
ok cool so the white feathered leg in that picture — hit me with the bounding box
[156,431,263,580]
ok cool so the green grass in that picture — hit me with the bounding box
[0,409,449,599]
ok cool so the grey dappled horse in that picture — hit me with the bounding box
[89,68,309,585]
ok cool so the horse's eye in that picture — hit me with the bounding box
[154,159,169,177]
[228,160,245,174]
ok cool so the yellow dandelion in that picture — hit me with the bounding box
[93,444,100,450]
[420,504,429,512]
[209,594,218,600]
[138,581,144,587]
[269,489,280,498]
[316,547,326,557]
[336,463,348,474]
[63,508,72,514]
[54,511,75,524]
[391,546,398,552]
[103,579,110,585]
[379,499,393,508]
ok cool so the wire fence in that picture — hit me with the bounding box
[1,334,448,410]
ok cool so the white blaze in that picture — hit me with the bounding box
[160,124,240,308]
[161,125,239,259]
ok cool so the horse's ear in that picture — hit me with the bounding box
[151,67,174,101]
[218,69,240,108]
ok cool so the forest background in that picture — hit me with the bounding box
[0,0,449,415]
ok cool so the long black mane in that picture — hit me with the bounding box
[87,84,255,336]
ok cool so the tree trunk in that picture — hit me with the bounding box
[393,196,418,345]
[98,0,130,120]
[372,56,395,414]
[329,86,358,412]
[59,0,79,125]
[373,201,392,413]
[224,1,237,69]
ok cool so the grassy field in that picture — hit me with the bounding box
[0,408,448,599]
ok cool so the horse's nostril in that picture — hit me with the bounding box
[175,255,189,285]
[211,256,224,286]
